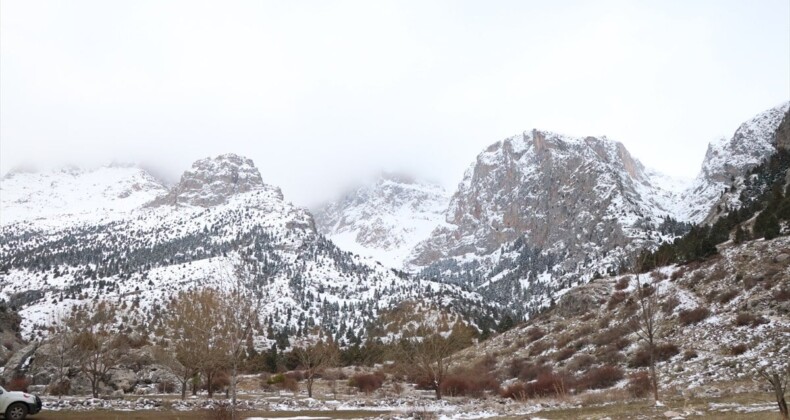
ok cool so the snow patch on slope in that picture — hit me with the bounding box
[315,175,449,269]
[0,165,168,226]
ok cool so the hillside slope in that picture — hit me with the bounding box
[0,155,499,346]
[456,235,789,394]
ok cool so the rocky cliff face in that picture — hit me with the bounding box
[148,154,281,207]
[0,304,24,367]
[405,104,789,314]
[314,174,449,268]
[411,130,680,262]
[409,130,686,313]
[775,108,790,152]
[680,103,789,223]
[686,103,790,224]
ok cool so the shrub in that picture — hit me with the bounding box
[607,291,628,309]
[6,376,30,392]
[708,268,727,282]
[661,295,680,315]
[267,373,298,392]
[614,277,630,290]
[655,343,680,361]
[618,298,639,319]
[47,379,71,396]
[565,354,595,372]
[440,372,499,397]
[734,312,769,327]
[774,288,790,302]
[500,382,529,400]
[728,343,748,356]
[267,373,285,385]
[553,347,576,362]
[508,358,527,378]
[157,380,176,393]
[627,371,652,398]
[592,325,629,347]
[629,348,651,368]
[705,290,719,303]
[678,307,710,326]
[528,339,551,357]
[525,327,545,342]
[349,372,386,394]
[595,344,625,365]
[577,365,624,390]
[650,271,667,282]
[717,289,739,304]
[555,333,573,349]
[284,370,305,381]
[516,361,552,382]
[628,343,678,368]
[529,372,570,397]
[211,372,230,392]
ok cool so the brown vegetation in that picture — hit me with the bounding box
[734,312,769,327]
[349,372,386,394]
[678,307,710,326]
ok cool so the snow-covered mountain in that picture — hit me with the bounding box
[0,154,499,345]
[2,103,786,337]
[408,103,789,314]
[314,174,449,269]
[409,130,688,313]
[679,102,790,223]
[0,164,168,226]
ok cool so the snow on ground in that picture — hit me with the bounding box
[0,165,168,226]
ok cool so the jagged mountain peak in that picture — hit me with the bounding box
[426,128,657,260]
[407,126,694,314]
[679,102,790,223]
[700,102,789,184]
[148,153,283,208]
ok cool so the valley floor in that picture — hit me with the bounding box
[32,387,786,419]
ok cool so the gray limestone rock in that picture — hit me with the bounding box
[2,342,37,382]
[148,153,281,207]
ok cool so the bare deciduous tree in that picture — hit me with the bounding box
[166,288,229,399]
[759,368,789,420]
[753,348,790,420]
[217,264,261,420]
[293,335,340,398]
[396,324,472,400]
[68,301,125,398]
[165,290,213,399]
[41,311,76,397]
[633,282,663,403]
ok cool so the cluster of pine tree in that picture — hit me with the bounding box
[636,149,790,273]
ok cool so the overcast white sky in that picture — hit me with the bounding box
[1,0,788,207]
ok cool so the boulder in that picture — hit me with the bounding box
[109,368,138,393]
[2,342,37,382]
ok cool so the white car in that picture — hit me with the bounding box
[0,386,41,420]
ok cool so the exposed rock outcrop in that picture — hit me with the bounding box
[686,102,789,223]
[2,342,37,382]
[148,154,281,207]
